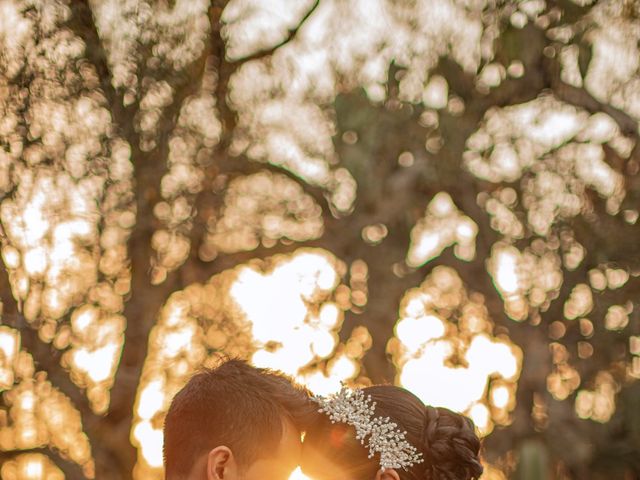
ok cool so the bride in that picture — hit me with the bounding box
[301,385,483,480]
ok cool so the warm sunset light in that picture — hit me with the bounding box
[289,466,313,480]
[130,249,372,478]
[1,0,638,478]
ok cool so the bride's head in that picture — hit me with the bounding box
[301,385,483,480]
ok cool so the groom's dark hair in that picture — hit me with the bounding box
[163,358,316,478]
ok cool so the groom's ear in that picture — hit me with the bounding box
[375,468,400,480]
[206,446,239,480]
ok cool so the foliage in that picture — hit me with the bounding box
[0,0,639,478]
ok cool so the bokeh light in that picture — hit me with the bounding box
[575,371,619,423]
[406,192,478,267]
[0,453,64,480]
[0,320,94,478]
[388,266,522,436]
[131,248,372,479]
[0,0,134,413]
[0,0,639,478]
[201,171,324,257]
[488,242,563,321]
[465,96,628,235]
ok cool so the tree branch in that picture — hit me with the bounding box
[0,260,19,320]
[69,1,121,113]
[95,3,223,471]
[218,154,330,209]
[545,55,639,136]
[228,0,320,64]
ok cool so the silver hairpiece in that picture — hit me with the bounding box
[312,387,424,471]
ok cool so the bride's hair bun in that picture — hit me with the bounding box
[421,406,483,480]
[300,385,483,480]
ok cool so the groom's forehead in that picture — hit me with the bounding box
[277,417,303,459]
[243,418,302,479]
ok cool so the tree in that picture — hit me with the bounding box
[0,0,639,478]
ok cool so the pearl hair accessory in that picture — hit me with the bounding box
[313,387,424,471]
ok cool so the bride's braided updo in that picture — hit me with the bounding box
[421,405,483,480]
[301,385,483,480]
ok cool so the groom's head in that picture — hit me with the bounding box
[163,359,315,480]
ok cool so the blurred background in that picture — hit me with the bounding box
[0,0,639,478]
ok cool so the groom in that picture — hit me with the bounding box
[163,358,316,480]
